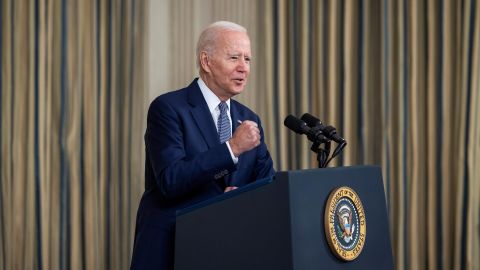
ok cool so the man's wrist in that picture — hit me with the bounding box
[227,138,241,157]
[226,141,239,164]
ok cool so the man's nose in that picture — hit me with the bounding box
[236,59,249,72]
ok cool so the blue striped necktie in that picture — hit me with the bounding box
[217,101,231,143]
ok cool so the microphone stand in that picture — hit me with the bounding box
[324,141,347,167]
[310,139,331,168]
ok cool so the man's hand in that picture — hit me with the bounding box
[228,120,260,157]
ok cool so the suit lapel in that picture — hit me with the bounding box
[230,100,242,134]
[187,80,219,149]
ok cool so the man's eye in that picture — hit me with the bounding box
[231,56,239,60]
[245,57,251,62]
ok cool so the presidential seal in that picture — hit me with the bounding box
[324,186,366,261]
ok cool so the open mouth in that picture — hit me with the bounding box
[233,78,245,83]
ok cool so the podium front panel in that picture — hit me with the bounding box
[282,166,393,270]
[175,166,394,270]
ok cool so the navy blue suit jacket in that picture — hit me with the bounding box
[130,79,275,270]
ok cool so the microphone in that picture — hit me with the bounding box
[301,113,324,128]
[284,114,309,134]
[284,115,327,143]
[322,125,346,144]
[284,113,347,168]
[301,113,345,144]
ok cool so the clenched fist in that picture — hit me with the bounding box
[228,120,260,157]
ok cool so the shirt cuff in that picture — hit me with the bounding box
[226,141,239,164]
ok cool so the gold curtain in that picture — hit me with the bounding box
[0,0,146,269]
[258,0,480,269]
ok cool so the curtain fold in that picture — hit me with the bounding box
[1,0,146,269]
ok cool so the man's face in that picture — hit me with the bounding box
[202,31,251,100]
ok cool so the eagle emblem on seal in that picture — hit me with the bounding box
[337,205,355,243]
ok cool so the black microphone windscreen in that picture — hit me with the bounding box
[323,125,345,143]
[301,113,323,128]
[322,125,337,136]
[284,115,307,134]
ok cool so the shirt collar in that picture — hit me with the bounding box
[197,78,231,113]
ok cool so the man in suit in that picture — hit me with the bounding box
[130,21,275,270]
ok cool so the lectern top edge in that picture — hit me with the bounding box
[175,176,274,216]
[279,164,381,175]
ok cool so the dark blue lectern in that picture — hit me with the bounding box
[175,166,394,270]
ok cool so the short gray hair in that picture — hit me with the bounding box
[196,21,247,68]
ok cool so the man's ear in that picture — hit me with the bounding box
[200,51,211,73]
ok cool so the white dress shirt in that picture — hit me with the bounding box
[197,78,239,164]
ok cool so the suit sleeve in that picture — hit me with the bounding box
[253,116,276,180]
[145,97,236,199]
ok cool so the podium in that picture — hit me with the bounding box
[175,166,394,270]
